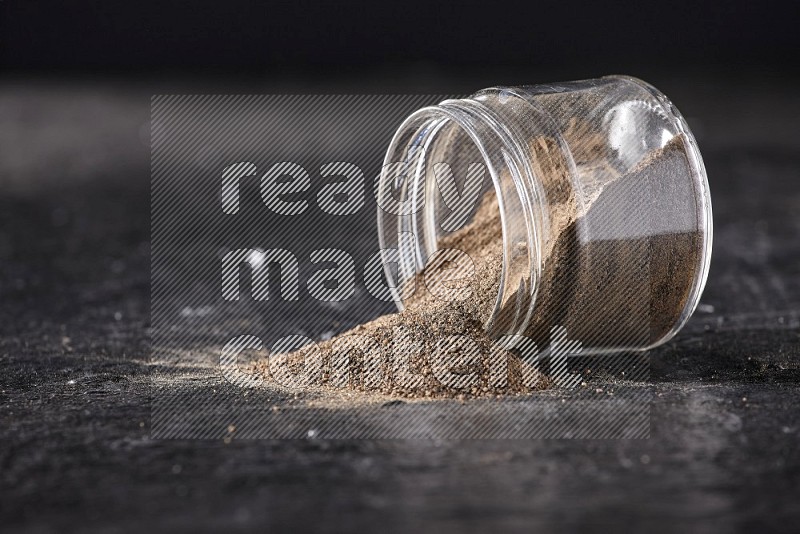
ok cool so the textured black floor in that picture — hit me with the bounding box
[1,75,799,532]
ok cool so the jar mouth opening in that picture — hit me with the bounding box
[377,103,536,337]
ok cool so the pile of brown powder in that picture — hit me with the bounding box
[255,133,701,399]
[256,191,548,399]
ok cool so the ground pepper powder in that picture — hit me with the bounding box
[256,133,701,399]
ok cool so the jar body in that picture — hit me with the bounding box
[378,76,712,353]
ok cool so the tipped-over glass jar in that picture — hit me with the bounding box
[377,75,712,354]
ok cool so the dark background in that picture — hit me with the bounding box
[2,0,798,80]
[2,1,799,532]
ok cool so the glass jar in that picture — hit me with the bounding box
[377,75,712,354]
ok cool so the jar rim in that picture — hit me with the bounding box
[377,100,542,338]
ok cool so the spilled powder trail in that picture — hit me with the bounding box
[255,134,700,400]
